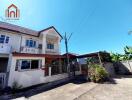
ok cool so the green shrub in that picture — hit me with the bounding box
[88,64,108,83]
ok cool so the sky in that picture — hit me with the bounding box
[0,0,132,54]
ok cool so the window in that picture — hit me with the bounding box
[5,36,9,43]
[0,35,9,43]
[16,59,41,71]
[0,35,5,43]
[31,60,39,69]
[47,43,54,49]
[21,60,30,69]
[26,40,29,47]
[26,39,36,48]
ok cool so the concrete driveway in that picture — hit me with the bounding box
[15,75,132,100]
[76,76,132,100]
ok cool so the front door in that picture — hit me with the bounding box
[0,58,8,72]
[0,58,8,88]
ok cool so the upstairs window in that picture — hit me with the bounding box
[47,43,54,49]
[5,36,9,43]
[26,39,36,48]
[0,35,9,43]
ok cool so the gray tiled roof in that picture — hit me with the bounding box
[0,21,39,36]
[0,21,63,38]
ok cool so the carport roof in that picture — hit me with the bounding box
[77,51,109,58]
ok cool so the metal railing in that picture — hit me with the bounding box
[0,73,6,89]
[20,46,39,54]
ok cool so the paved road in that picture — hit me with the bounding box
[15,76,132,100]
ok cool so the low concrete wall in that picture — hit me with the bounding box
[114,61,132,75]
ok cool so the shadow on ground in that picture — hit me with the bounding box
[0,75,121,99]
[114,75,132,79]
[24,75,88,98]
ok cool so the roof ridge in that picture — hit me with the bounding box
[0,21,38,32]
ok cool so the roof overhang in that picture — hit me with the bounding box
[39,26,63,39]
[12,52,65,58]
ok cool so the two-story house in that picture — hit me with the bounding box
[0,22,76,88]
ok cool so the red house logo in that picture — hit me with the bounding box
[5,4,20,20]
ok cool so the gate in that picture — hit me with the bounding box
[0,73,6,89]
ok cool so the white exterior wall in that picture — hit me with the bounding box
[42,34,46,54]
[0,30,21,53]
[41,28,61,55]
[8,56,45,87]
[20,35,39,48]
[8,56,68,88]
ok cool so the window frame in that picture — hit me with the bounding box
[21,60,31,70]
[17,59,42,71]
[25,39,37,48]
[47,43,54,49]
[0,35,10,44]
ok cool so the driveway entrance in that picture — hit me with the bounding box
[13,75,132,100]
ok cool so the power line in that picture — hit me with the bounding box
[73,1,99,34]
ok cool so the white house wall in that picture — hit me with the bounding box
[8,56,69,88]
[0,30,21,52]
[8,56,45,88]
[42,28,61,55]
[0,28,61,55]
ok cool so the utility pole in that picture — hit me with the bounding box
[64,32,72,77]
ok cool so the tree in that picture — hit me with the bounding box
[124,46,132,60]
[110,53,121,62]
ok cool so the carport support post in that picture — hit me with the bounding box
[59,58,62,73]
[49,67,51,76]
[98,52,103,66]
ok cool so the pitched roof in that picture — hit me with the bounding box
[39,26,63,39]
[0,21,63,38]
[0,21,38,36]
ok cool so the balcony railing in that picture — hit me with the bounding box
[45,49,60,54]
[0,44,11,54]
[20,46,39,54]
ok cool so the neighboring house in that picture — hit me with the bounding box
[77,52,115,76]
[0,22,81,88]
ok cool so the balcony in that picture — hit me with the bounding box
[20,46,39,54]
[0,44,11,54]
[45,49,60,55]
